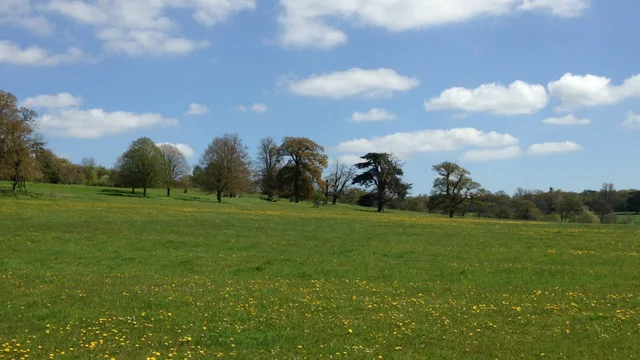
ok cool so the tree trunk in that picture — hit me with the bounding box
[332,195,338,205]
[131,187,135,194]
[12,179,18,193]
[449,210,454,218]
[143,187,147,197]
[217,191,222,203]
[377,203,384,213]
[294,166,300,203]
[167,188,171,197]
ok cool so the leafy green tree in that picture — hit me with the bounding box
[158,143,190,197]
[199,133,251,203]
[352,153,411,213]
[431,161,480,218]
[36,149,63,184]
[627,191,640,214]
[115,137,163,197]
[279,137,328,203]
[512,199,544,221]
[557,192,584,222]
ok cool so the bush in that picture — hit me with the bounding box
[602,212,618,225]
[569,208,600,224]
[619,215,635,225]
[543,213,562,223]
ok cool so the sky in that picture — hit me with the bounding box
[1,0,639,195]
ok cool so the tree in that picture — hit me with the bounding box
[199,133,251,203]
[512,199,544,221]
[36,149,63,184]
[82,157,98,185]
[627,191,640,215]
[430,162,480,218]
[0,102,43,192]
[256,137,282,200]
[557,192,584,222]
[158,143,190,197]
[352,153,411,213]
[279,137,328,203]
[326,159,356,205]
[592,198,614,222]
[115,137,163,197]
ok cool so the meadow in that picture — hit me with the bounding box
[1,184,639,360]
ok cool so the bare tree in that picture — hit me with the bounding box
[256,137,282,200]
[158,144,190,197]
[326,159,356,205]
[200,133,251,203]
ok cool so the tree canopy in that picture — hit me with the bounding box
[199,133,251,203]
[431,162,480,218]
[279,137,328,203]
[352,153,411,213]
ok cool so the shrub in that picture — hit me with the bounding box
[619,215,635,225]
[543,213,562,223]
[602,212,618,225]
[569,208,600,224]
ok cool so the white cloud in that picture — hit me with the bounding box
[350,108,397,122]
[251,103,267,114]
[30,92,179,138]
[22,93,82,109]
[622,111,640,130]
[527,141,582,155]
[461,146,522,162]
[289,68,420,99]
[517,0,589,17]
[0,40,84,66]
[185,103,210,116]
[231,105,248,112]
[337,154,363,166]
[156,142,196,158]
[542,114,591,125]
[548,73,640,110]
[278,0,589,49]
[337,128,518,159]
[98,28,209,56]
[425,80,548,115]
[0,0,54,35]
[42,0,254,57]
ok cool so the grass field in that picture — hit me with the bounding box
[1,184,639,359]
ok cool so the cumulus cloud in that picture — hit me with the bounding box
[28,92,178,138]
[0,40,84,66]
[288,68,420,99]
[278,0,589,49]
[425,80,548,115]
[337,128,519,159]
[40,108,178,138]
[622,111,640,130]
[22,93,82,109]
[548,73,640,110]
[350,108,397,122]
[542,114,591,125]
[156,142,196,158]
[0,0,54,35]
[251,103,268,114]
[527,141,582,155]
[461,146,522,162]
[41,0,255,56]
[185,103,210,116]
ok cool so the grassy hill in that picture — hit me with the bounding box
[1,184,639,359]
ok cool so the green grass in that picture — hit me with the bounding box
[1,183,639,359]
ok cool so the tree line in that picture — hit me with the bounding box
[1,90,638,223]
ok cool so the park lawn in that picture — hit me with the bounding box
[1,184,639,359]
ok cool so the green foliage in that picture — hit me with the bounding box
[512,199,544,221]
[279,137,328,203]
[602,212,618,225]
[569,208,601,224]
[353,153,411,213]
[431,161,480,218]
[543,213,562,223]
[115,137,163,196]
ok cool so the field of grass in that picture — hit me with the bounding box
[1,183,639,359]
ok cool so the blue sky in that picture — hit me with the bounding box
[1,0,639,194]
